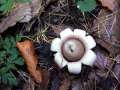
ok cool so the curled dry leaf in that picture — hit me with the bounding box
[98,0,116,11]
[16,40,42,83]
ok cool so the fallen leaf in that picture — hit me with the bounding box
[98,0,117,11]
[0,0,57,33]
[16,40,42,83]
[92,9,120,55]
[94,47,113,78]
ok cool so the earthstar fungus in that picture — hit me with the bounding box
[51,28,96,74]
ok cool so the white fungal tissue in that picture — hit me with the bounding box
[51,28,96,74]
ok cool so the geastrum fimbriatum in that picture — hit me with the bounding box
[51,28,96,74]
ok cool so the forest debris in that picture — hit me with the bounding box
[22,79,35,90]
[113,63,120,81]
[0,0,57,33]
[71,80,80,90]
[52,25,65,36]
[116,54,120,64]
[71,79,95,90]
[94,47,112,71]
[112,54,120,81]
[92,9,120,55]
[41,69,50,89]
[50,71,60,90]
[0,0,42,33]
[94,47,113,78]
[59,78,71,90]
[98,0,116,11]
[0,85,11,90]
[51,25,73,36]
[16,40,42,83]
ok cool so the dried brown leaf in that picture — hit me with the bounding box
[16,40,42,83]
[98,0,117,11]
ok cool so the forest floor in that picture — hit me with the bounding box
[0,0,120,90]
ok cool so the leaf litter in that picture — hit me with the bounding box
[0,0,120,90]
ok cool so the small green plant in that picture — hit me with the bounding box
[76,0,96,12]
[0,35,24,86]
[0,0,31,14]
